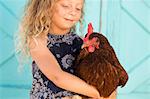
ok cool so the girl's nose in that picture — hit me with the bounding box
[68,8,77,16]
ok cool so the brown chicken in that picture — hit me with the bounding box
[73,32,128,98]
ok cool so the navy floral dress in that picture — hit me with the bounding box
[30,32,83,99]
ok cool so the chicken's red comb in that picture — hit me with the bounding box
[88,23,93,33]
[83,23,96,52]
[83,23,93,42]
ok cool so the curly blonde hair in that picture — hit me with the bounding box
[14,0,85,71]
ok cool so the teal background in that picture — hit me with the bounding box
[0,0,150,99]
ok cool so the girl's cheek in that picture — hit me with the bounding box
[74,13,82,21]
[56,6,67,16]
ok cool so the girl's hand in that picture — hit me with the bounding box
[89,85,102,99]
[62,95,82,99]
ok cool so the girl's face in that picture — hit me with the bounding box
[51,0,84,32]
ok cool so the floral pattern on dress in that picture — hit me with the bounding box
[47,32,79,47]
[30,63,75,99]
[30,32,83,99]
[61,54,75,69]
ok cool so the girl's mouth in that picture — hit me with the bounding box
[65,18,74,22]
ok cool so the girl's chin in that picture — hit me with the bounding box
[61,25,75,30]
[63,20,75,26]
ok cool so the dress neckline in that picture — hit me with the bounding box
[47,31,73,37]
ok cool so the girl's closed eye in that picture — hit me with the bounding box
[61,4,69,8]
[76,7,81,11]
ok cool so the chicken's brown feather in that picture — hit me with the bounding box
[74,33,128,98]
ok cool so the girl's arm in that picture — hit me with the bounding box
[28,37,101,99]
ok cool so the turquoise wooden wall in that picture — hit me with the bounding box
[0,0,150,99]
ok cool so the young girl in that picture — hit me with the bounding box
[15,0,101,98]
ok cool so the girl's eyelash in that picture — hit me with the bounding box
[61,4,82,11]
[64,5,68,7]
[62,4,69,7]
[76,8,81,11]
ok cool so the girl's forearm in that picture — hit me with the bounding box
[53,71,100,98]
